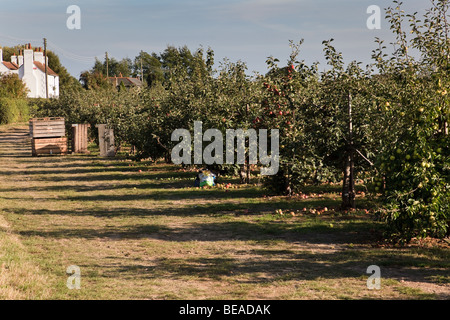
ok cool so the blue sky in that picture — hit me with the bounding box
[0,0,430,78]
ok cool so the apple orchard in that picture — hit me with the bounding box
[37,1,449,243]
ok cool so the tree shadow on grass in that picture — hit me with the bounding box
[0,141,31,158]
[17,224,172,240]
[12,210,381,245]
[0,166,197,179]
[2,191,346,221]
[0,186,271,203]
[79,249,450,299]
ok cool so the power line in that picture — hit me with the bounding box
[0,33,99,64]
[0,33,41,44]
[47,40,97,64]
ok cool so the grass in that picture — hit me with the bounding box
[0,214,51,299]
[0,124,449,300]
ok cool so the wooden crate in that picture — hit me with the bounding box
[32,137,68,156]
[29,117,65,138]
[71,124,90,154]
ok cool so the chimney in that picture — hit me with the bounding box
[34,47,44,64]
[0,47,3,62]
[21,43,37,98]
[23,44,34,76]
[11,54,17,65]
[18,51,23,67]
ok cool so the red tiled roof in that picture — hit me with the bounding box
[33,61,58,76]
[2,61,18,70]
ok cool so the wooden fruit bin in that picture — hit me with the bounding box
[29,117,66,139]
[29,117,67,156]
[31,137,68,156]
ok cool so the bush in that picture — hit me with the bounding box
[0,98,29,124]
[0,73,28,98]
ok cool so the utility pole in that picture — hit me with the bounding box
[105,52,109,78]
[140,50,143,82]
[43,38,48,99]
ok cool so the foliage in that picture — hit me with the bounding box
[369,0,450,242]
[0,97,29,124]
[133,51,164,86]
[0,73,29,98]
[0,61,31,124]
[89,56,133,78]
[79,71,113,90]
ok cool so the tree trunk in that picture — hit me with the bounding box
[246,161,251,184]
[239,162,251,184]
[341,152,355,210]
[285,165,292,196]
[164,151,171,163]
[341,91,355,210]
[239,163,246,184]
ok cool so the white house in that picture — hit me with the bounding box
[0,43,59,98]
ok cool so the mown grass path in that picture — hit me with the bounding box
[0,124,449,299]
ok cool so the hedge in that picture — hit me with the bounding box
[0,98,30,124]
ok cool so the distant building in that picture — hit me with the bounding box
[0,43,59,98]
[108,74,143,89]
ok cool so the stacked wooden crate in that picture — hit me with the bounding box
[29,117,68,156]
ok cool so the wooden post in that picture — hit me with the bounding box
[96,124,115,157]
[44,38,48,99]
[105,52,109,78]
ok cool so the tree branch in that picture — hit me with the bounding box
[354,148,374,166]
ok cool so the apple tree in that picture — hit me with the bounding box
[371,0,450,242]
